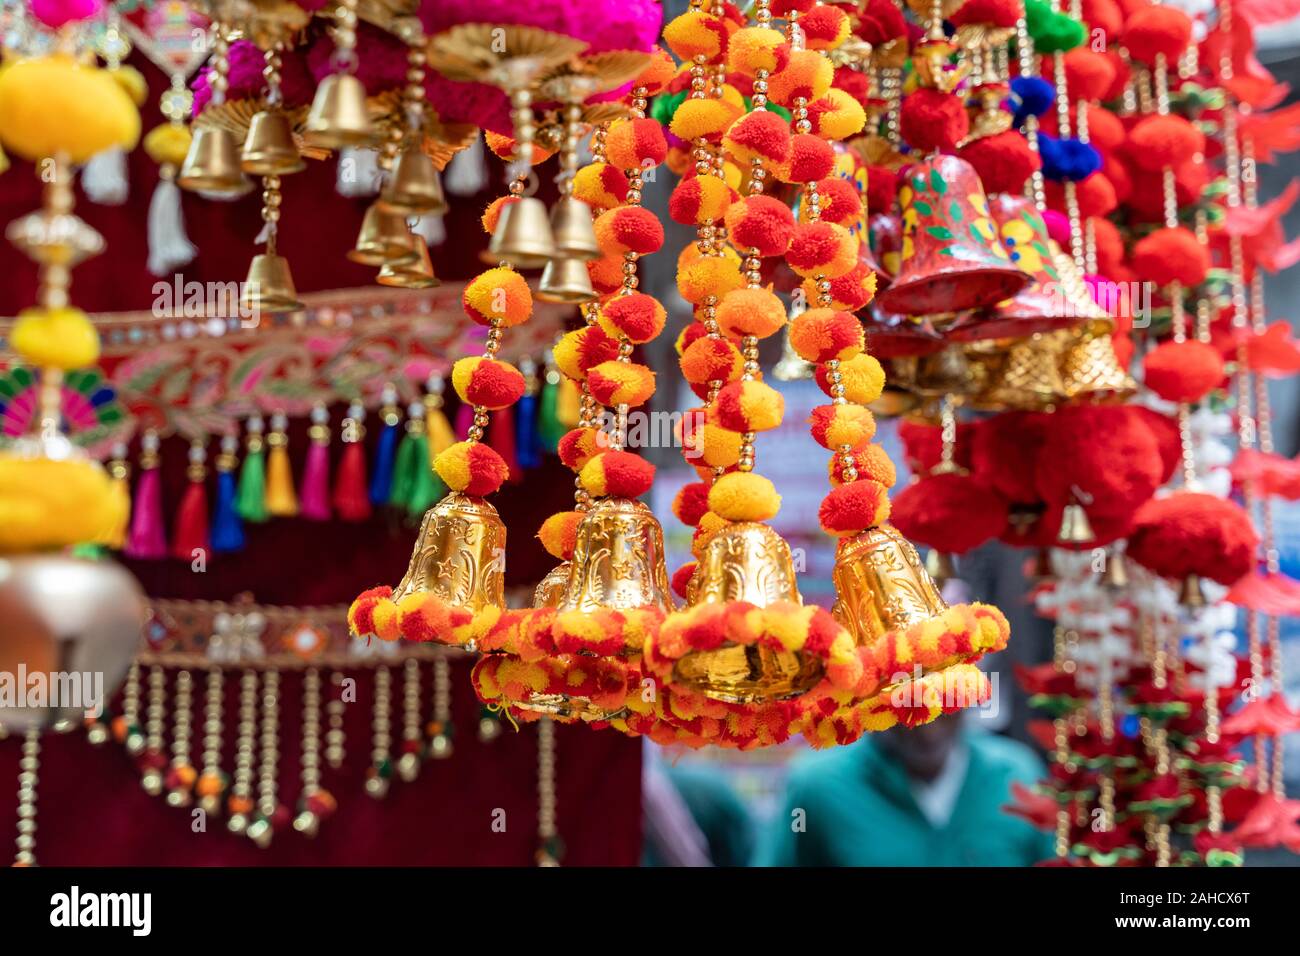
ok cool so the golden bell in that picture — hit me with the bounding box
[548,195,601,261]
[391,493,506,615]
[557,497,674,614]
[1102,550,1129,590]
[376,235,439,289]
[975,333,1066,411]
[671,522,823,704]
[532,562,572,609]
[241,110,305,176]
[348,202,416,266]
[830,524,949,650]
[772,326,814,381]
[302,73,377,150]
[896,345,972,398]
[177,125,247,196]
[1058,324,1137,402]
[925,548,957,584]
[241,253,304,316]
[1179,573,1206,609]
[487,195,556,269]
[536,255,597,304]
[379,146,447,217]
[1057,501,1095,545]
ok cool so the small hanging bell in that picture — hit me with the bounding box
[391,492,506,615]
[1057,501,1095,545]
[177,125,247,196]
[671,522,823,704]
[379,146,448,217]
[348,202,416,266]
[487,195,556,268]
[376,235,439,289]
[1179,573,1206,608]
[556,498,674,614]
[548,195,601,261]
[1101,550,1129,590]
[975,333,1067,411]
[241,110,305,176]
[1057,324,1137,403]
[830,524,949,650]
[302,73,377,150]
[241,253,304,316]
[536,256,597,304]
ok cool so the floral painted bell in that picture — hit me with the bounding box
[949,195,1086,342]
[875,155,1029,316]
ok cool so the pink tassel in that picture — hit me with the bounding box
[126,432,167,559]
[300,405,332,520]
[490,404,521,483]
[455,402,475,440]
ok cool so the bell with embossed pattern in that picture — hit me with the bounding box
[390,492,506,615]
[831,524,950,652]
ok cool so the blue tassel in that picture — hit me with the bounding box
[1038,135,1101,182]
[369,418,399,505]
[1010,76,1055,127]
[515,391,540,469]
[211,470,245,553]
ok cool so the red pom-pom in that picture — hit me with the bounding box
[899,88,969,154]
[832,66,871,108]
[1063,48,1116,101]
[671,562,698,599]
[818,480,889,536]
[1130,406,1181,484]
[891,474,1009,555]
[601,292,666,344]
[726,110,793,164]
[597,451,656,498]
[866,164,898,214]
[1090,215,1126,276]
[1143,339,1226,404]
[949,0,1022,28]
[725,195,795,256]
[595,205,665,256]
[1131,227,1209,288]
[558,427,604,471]
[1128,493,1259,585]
[970,411,1053,505]
[1084,106,1125,155]
[463,443,511,497]
[1082,0,1123,41]
[785,133,836,182]
[1122,6,1193,66]
[814,176,863,227]
[1046,171,1116,218]
[1127,115,1205,172]
[1126,160,1207,222]
[673,481,711,526]
[960,130,1041,196]
[854,0,908,44]
[1034,405,1162,518]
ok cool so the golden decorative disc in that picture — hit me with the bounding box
[427,23,588,88]
[201,0,311,50]
[344,0,420,34]
[871,36,909,69]
[539,50,654,100]
[952,24,1016,51]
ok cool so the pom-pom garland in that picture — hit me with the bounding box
[1128,493,1258,586]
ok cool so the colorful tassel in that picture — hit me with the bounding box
[211,435,245,552]
[490,403,521,483]
[369,386,400,505]
[515,358,541,470]
[125,430,167,559]
[236,415,269,523]
[103,442,131,550]
[300,404,332,520]
[556,376,581,428]
[334,401,371,521]
[538,364,566,451]
[171,439,210,561]
[424,376,456,462]
[388,402,422,512]
[265,412,298,516]
[408,435,444,515]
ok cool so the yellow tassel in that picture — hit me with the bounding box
[265,418,298,516]
[556,377,581,428]
[426,405,456,460]
[101,458,131,549]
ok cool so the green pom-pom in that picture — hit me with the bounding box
[1025,0,1085,53]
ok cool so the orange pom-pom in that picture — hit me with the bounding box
[828,444,896,488]
[680,336,745,384]
[789,308,865,362]
[807,88,866,141]
[558,427,606,471]
[599,292,667,344]
[435,441,509,496]
[802,176,862,228]
[605,117,668,171]
[677,250,745,303]
[818,479,890,536]
[727,26,790,77]
[594,205,664,256]
[801,4,850,48]
[553,325,620,381]
[634,46,676,95]
[1126,115,1205,172]
[1131,227,1209,288]
[680,413,743,468]
[462,267,532,327]
[780,133,836,183]
[710,379,785,432]
[481,195,517,234]
[669,174,735,225]
[724,110,792,165]
[768,49,833,107]
[813,352,886,404]
[484,131,556,164]
[451,356,525,410]
[716,287,787,339]
[786,221,858,278]
[573,162,629,210]
[809,403,876,451]
[801,262,877,311]
[538,511,583,561]
[580,450,656,498]
[663,10,729,62]
[672,562,698,599]
[724,195,795,257]
[588,253,626,295]
[587,360,657,407]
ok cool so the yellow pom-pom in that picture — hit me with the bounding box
[0,56,140,163]
[670,97,742,142]
[110,65,149,107]
[0,456,124,552]
[663,10,727,62]
[686,421,743,468]
[837,353,886,404]
[707,472,781,522]
[143,123,192,168]
[462,267,532,327]
[728,26,789,77]
[10,306,99,370]
[676,250,744,305]
[812,88,867,141]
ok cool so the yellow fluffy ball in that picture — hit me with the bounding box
[0,456,125,552]
[837,353,887,405]
[707,472,781,522]
[10,307,100,370]
[0,56,140,163]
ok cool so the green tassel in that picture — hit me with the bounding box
[236,448,268,523]
[388,428,418,510]
[538,376,565,451]
[405,433,444,516]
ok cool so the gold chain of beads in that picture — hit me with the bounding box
[121,661,145,755]
[1015,16,1046,208]
[142,665,167,796]
[197,667,224,816]
[295,667,324,836]
[429,655,453,759]
[367,665,392,798]
[264,44,283,106]
[536,717,559,866]
[227,669,258,834]
[404,41,427,142]
[13,730,39,866]
[399,657,423,782]
[260,174,282,255]
[332,0,359,72]
[166,669,194,808]
[209,25,230,107]
[248,668,280,847]
[326,670,346,769]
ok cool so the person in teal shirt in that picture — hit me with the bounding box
[756,716,1052,866]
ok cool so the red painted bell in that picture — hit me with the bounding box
[875,155,1029,316]
[868,212,902,284]
[949,195,1085,342]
